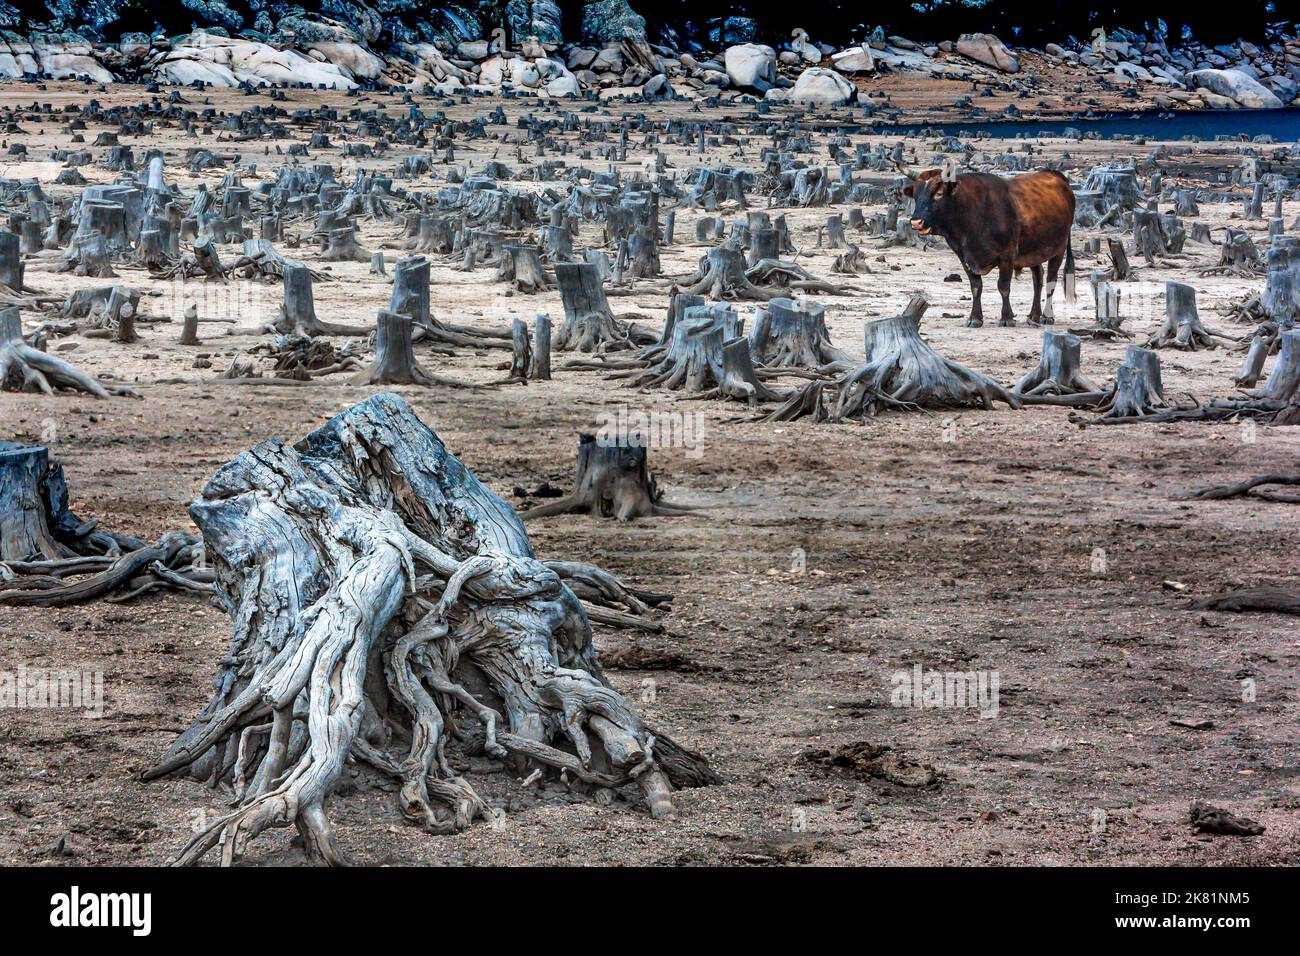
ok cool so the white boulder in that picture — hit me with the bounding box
[1187,68,1283,108]
[789,67,855,106]
[305,42,383,81]
[545,73,580,97]
[831,45,876,74]
[37,45,115,84]
[724,43,776,91]
[152,36,359,90]
[955,33,1019,73]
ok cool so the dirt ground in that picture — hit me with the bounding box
[0,78,1298,867]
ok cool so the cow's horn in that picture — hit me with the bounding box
[941,157,958,182]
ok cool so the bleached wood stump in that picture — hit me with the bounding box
[145,395,715,866]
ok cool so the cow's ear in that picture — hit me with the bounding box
[902,183,914,198]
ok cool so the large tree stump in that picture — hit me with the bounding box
[541,224,574,262]
[1146,282,1233,351]
[0,441,186,601]
[498,244,553,293]
[145,394,713,865]
[619,303,782,405]
[1095,346,1168,419]
[0,443,73,561]
[1132,209,1177,264]
[686,243,772,300]
[355,311,464,387]
[523,433,695,521]
[553,262,631,352]
[0,232,24,291]
[747,227,781,267]
[1215,229,1262,273]
[269,264,369,336]
[625,224,661,279]
[1259,242,1300,325]
[748,296,850,370]
[322,226,369,263]
[1014,329,1101,396]
[832,298,1018,418]
[1252,328,1300,406]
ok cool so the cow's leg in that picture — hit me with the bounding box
[1027,265,1045,326]
[965,267,984,328]
[1042,252,1063,323]
[996,263,1015,326]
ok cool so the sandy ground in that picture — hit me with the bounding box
[1,80,1298,867]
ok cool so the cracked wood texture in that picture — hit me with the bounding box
[147,393,713,865]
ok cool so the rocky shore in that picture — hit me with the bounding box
[0,3,1298,115]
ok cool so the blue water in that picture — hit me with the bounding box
[885,108,1300,141]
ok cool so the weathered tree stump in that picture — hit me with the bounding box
[748,296,850,370]
[1252,328,1300,406]
[1132,208,1176,263]
[541,223,574,262]
[625,224,661,279]
[553,262,631,351]
[498,244,553,293]
[136,228,168,269]
[106,286,139,343]
[1216,228,1262,273]
[0,232,24,291]
[1096,346,1167,419]
[1107,237,1130,280]
[270,264,369,336]
[0,443,72,561]
[619,303,783,405]
[1014,329,1101,396]
[355,310,467,387]
[523,432,695,521]
[1146,282,1233,351]
[145,394,713,865]
[502,317,532,383]
[686,243,771,300]
[323,225,369,263]
[1259,241,1300,325]
[179,303,201,346]
[832,297,1018,418]
[529,313,552,380]
[1235,327,1272,388]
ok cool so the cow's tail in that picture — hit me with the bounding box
[1063,236,1077,304]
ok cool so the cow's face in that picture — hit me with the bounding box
[904,170,956,236]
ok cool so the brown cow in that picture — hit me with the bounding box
[902,165,1076,328]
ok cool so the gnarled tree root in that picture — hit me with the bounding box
[0,307,138,398]
[144,394,715,866]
